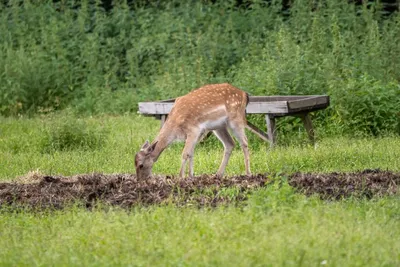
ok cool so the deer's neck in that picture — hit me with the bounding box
[150,125,176,162]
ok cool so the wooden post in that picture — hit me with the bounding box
[300,113,315,144]
[160,115,167,129]
[245,121,270,142]
[265,115,276,147]
[199,131,212,143]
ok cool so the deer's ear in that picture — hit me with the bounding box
[141,140,150,150]
[148,141,158,153]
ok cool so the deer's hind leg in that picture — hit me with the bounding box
[213,127,235,177]
[229,120,251,175]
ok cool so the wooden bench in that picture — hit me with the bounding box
[138,95,330,146]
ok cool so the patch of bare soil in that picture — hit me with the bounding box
[289,169,400,199]
[0,169,398,209]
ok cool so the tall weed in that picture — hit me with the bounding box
[0,0,399,135]
[40,115,108,153]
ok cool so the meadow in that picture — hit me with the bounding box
[1,0,400,265]
[0,114,399,266]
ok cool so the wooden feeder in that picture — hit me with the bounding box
[138,95,330,146]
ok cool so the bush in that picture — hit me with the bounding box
[0,0,399,136]
[331,76,400,136]
[40,116,108,153]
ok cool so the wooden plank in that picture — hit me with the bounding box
[158,95,318,104]
[159,98,176,103]
[288,95,329,111]
[245,121,269,142]
[138,102,174,115]
[270,104,329,117]
[249,96,311,102]
[246,101,289,114]
[139,101,290,115]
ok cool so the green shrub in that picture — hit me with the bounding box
[331,76,400,136]
[0,0,399,136]
[40,117,108,153]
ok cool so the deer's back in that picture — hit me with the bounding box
[166,83,248,131]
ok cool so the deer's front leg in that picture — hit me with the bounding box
[179,134,199,178]
[188,155,195,177]
[179,156,188,178]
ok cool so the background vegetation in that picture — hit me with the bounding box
[0,0,399,136]
[1,115,400,266]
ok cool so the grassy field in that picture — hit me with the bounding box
[1,114,400,266]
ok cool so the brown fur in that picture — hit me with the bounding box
[135,83,251,180]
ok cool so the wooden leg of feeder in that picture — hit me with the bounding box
[245,121,269,142]
[300,113,315,144]
[199,131,212,143]
[265,115,276,147]
[160,115,167,129]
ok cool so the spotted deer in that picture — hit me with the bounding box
[135,83,251,179]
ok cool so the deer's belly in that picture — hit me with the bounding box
[199,116,228,130]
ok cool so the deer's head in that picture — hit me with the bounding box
[134,141,158,180]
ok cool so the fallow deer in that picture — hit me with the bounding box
[135,83,251,179]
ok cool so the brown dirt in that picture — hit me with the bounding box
[290,169,400,199]
[0,169,399,210]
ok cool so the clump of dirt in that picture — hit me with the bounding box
[0,170,398,209]
[289,169,400,199]
[0,173,269,209]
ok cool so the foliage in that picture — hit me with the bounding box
[40,114,108,152]
[0,0,399,135]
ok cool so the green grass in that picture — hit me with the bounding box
[1,114,400,179]
[0,114,400,266]
[1,198,399,266]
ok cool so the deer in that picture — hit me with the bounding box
[134,83,251,180]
